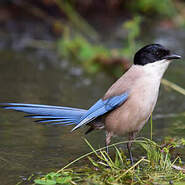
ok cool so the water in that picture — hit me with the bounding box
[0,29,184,184]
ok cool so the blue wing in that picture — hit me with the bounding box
[0,103,87,126]
[72,91,129,131]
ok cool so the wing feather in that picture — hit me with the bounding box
[72,91,129,131]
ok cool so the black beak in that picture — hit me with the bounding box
[163,54,182,60]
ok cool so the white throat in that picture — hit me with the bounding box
[142,59,170,80]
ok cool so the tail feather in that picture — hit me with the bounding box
[0,103,83,110]
[35,118,77,123]
[25,115,63,119]
[48,122,74,126]
[0,103,87,126]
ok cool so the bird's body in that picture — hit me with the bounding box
[104,60,169,138]
[0,44,181,164]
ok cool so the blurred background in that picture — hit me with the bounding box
[0,0,185,184]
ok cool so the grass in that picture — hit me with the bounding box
[32,136,185,185]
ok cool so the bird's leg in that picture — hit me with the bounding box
[105,131,112,153]
[127,140,134,166]
[127,132,137,165]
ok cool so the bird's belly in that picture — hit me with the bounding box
[105,81,160,136]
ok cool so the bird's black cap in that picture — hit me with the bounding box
[134,44,181,65]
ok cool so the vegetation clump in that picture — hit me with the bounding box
[33,137,185,185]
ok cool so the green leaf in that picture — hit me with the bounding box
[34,179,56,185]
[56,176,72,184]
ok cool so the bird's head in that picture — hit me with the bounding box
[134,44,181,66]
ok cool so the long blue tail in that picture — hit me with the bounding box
[0,103,87,126]
[0,92,128,129]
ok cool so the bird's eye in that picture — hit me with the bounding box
[155,51,159,56]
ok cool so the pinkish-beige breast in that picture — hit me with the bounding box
[104,65,161,136]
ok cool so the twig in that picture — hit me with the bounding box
[171,164,185,172]
[162,79,185,96]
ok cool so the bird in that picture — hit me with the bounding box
[0,44,181,165]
